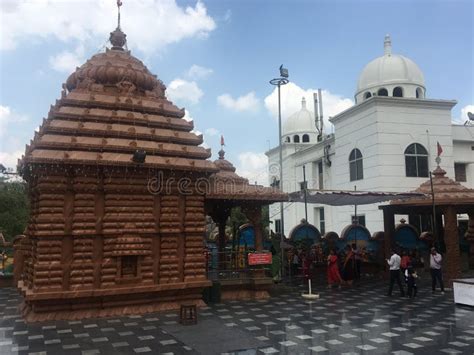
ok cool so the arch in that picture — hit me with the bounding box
[349,148,363,181]
[340,224,371,242]
[416,87,424,99]
[404,143,428,177]
[393,86,403,97]
[302,134,310,143]
[393,224,429,253]
[364,92,372,100]
[293,135,300,143]
[285,136,290,143]
[377,88,388,96]
[289,222,321,248]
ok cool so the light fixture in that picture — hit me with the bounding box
[132,150,146,163]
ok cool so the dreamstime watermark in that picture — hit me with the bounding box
[146,171,277,196]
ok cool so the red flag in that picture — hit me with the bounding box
[117,0,122,7]
[437,142,443,157]
[220,135,225,146]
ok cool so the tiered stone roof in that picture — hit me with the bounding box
[19,27,216,175]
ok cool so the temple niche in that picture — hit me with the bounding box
[16,26,218,321]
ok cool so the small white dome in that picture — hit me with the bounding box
[355,35,426,103]
[283,98,318,144]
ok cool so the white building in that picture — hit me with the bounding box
[267,35,474,238]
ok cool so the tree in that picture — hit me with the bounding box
[0,181,29,242]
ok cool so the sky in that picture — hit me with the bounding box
[0,0,473,185]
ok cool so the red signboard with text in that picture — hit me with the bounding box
[248,252,272,265]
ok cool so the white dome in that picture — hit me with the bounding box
[283,98,318,144]
[355,35,426,103]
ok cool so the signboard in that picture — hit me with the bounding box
[248,252,272,266]
[453,278,474,307]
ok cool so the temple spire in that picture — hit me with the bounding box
[109,0,126,50]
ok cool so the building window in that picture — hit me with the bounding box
[405,143,428,177]
[416,87,424,98]
[409,214,432,233]
[302,134,310,143]
[299,181,307,191]
[318,161,323,190]
[364,92,372,100]
[455,163,467,182]
[316,208,325,235]
[275,219,281,234]
[285,136,290,142]
[352,215,366,227]
[377,88,388,96]
[121,255,138,278]
[270,177,280,189]
[393,87,403,97]
[349,148,363,181]
[293,135,300,143]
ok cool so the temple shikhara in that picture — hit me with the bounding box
[13,12,285,321]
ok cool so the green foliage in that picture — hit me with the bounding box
[0,181,29,242]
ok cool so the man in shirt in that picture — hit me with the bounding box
[387,249,405,297]
[430,247,445,294]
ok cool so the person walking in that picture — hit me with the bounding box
[400,250,411,280]
[405,262,418,298]
[430,247,445,294]
[342,245,355,286]
[327,249,343,289]
[387,249,405,297]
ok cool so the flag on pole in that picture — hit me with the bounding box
[220,135,225,146]
[117,0,123,7]
[437,141,443,157]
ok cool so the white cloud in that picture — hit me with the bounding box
[187,64,213,80]
[49,44,84,73]
[264,82,354,133]
[217,92,260,112]
[236,151,268,186]
[459,104,474,123]
[183,109,193,122]
[0,0,216,55]
[0,150,23,171]
[205,127,219,136]
[167,79,203,104]
[0,105,27,138]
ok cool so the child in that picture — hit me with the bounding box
[405,263,418,298]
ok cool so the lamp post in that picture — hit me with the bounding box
[270,65,289,278]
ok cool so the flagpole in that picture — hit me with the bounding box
[429,171,437,246]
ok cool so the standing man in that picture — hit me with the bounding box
[430,247,445,294]
[387,249,405,297]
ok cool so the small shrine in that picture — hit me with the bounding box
[15,22,218,321]
[380,165,474,285]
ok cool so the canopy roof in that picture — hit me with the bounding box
[289,189,425,206]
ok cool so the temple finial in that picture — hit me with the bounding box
[384,34,392,56]
[117,0,123,29]
[301,97,306,109]
[109,0,126,50]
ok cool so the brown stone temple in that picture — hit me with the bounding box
[16,24,221,321]
[380,165,474,286]
[15,21,286,321]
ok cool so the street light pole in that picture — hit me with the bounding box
[270,65,289,278]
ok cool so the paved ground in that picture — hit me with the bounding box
[1,276,474,355]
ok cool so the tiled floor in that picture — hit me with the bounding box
[1,277,473,354]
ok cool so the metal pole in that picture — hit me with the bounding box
[430,171,438,245]
[277,82,285,279]
[303,165,308,222]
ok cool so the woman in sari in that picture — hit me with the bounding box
[342,245,355,286]
[327,249,342,288]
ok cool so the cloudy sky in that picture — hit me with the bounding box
[0,0,473,184]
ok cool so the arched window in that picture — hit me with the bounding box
[393,87,403,97]
[285,136,290,143]
[349,148,363,181]
[293,135,300,143]
[364,92,372,100]
[405,143,428,177]
[302,134,310,143]
[416,87,424,99]
[377,88,388,96]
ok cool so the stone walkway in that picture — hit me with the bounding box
[1,277,473,354]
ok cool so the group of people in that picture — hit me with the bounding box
[386,247,445,298]
[326,243,361,288]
